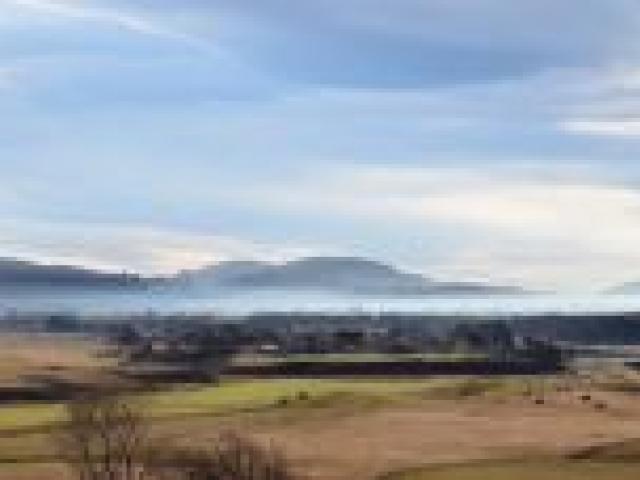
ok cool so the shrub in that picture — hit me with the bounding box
[147,432,301,480]
[60,393,302,480]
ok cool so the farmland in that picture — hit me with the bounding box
[1,335,640,479]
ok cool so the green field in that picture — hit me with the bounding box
[138,378,452,417]
[0,376,537,433]
[0,378,454,432]
[385,460,640,480]
[0,403,65,431]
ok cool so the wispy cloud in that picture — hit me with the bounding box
[0,219,321,275]
[555,66,640,137]
[560,119,640,136]
[0,67,20,89]
[7,0,217,52]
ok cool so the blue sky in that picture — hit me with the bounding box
[3,0,640,290]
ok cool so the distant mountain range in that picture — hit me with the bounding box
[0,256,522,296]
[0,258,143,289]
[172,256,521,295]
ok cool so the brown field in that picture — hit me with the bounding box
[0,334,115,386]
[150,389,640,479]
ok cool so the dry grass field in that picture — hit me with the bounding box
[3,379,640,479]
[0,334,115,386]
[151,385,640,479]
[384,460,640,480]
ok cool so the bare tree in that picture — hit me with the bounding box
[60,393,147,480]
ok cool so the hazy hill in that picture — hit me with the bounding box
[175,257,521,295]
[0,256,521,296]
[0,258,143,289]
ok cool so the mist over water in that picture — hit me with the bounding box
[1,289,640,316]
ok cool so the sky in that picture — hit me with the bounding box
[3,1,640,291]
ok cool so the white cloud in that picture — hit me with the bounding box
[221,166,640,291]
[5,165,640,291]
[556,66,640,137]
[0,219,321,275]
[560,119,640,136]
